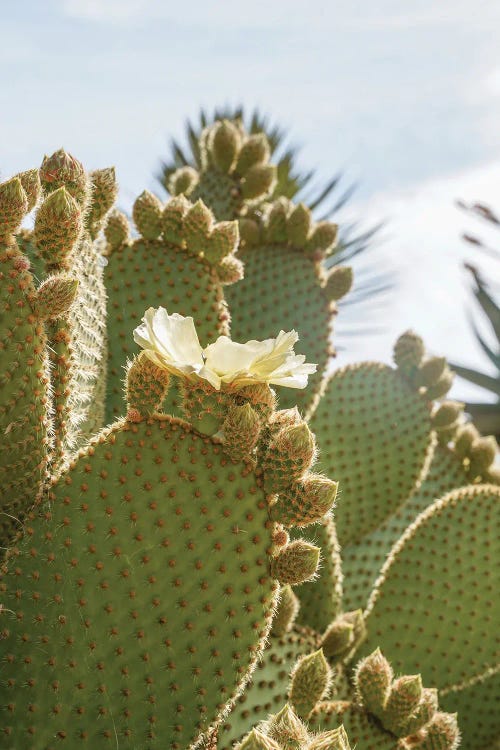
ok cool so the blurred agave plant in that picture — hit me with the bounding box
[156,106,388,347]
[451,200,500,438]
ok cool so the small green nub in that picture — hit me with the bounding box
[161,194,190,246]
[242,163,277,200]
[287,203,312,246]
[266,704,310,748]
[307,221,338,256]
[432,401,464,429]
[183,199,214,253]
[403,687,439,736]
[415,356,447,387]
[324,266,353,301]
[86,167,118,237]
[321,610,366,661]
[205,220,239,264]
[453,423,479,458]
[126,351,171,418]
[236,729,281,750]
[34,186,83,268]
[270,474,337,528]
[15,168,41,212]
[306,727,351,750]
[40,148,88,205]
[217,255,244,285]
[236,133,270,175]
[168,165,199,196]
[222,402,261,462]
[270,540,320,585]
[271,585,300,636]
[104,209,130,252]
[383,674,423,736]
[266,198,290,243]
[354,648,393,715]
[425,368,454,400]
[393,330,425,375]
[211,119,242,173]
[239,217,262,247]
[289,649,332,719]
[132,189,163,240]
[416,712,461,750]
[468,435,497,475]
[0,177,28,238]
[34,275,79,320]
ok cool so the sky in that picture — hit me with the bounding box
[1,0,499,401]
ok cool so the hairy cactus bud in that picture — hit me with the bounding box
[383,674,423,735]
[161,194,190,246]
[34,186,83,268]
[33,275,79,320]
[324,266,353,301]
[354,648,393,715]
[289,649,332,719]
[321,610,366,661]
[266,198,291,243]
[403,687,439,735]
[133,189,163,240]
[306,727,351,750]
[15,168,41,211]
[270,540,320,585]
[468,435,497,476]
[211,120,242,173]
[266,704,309,748]
[416,712,461,750]
[270,474,337,528]
[222,403,261,461]
[183,199,214,253]
[453,423,479,458]
[242,164,277,200]
[394,330,425,375]
[264,421,317,493]
[271,585,300,636]
[308,221,338,256]
[40,148,88,205]
[168,166,199,196]
[432,401,464,429]
[239,217,262,246]
[205,220,239,263]
[126,351,170,418]
[425,367,454,400]
[86,167,118,236]
[217,255,244,284]
[236,729,281,750]
[287,203,312,246]
[0,177,28,238]
[236,133,270,174]
[415,356,447,387]
[104,209,130,252]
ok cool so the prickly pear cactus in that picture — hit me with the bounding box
[0,309,334,749]
[103,193,243,422]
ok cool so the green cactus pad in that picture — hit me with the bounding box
[0,416,279,749]
[341,445,468,612]
[309,363,434,545]
[309,702,396,750]
[440,670,500,750]
[292,516,343,632]
[218,627,319,749]
[226,243,333,414]
[360,484,500,691]
[0,242,50,544]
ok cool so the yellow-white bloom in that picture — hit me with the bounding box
[204,330,317,389]
[133,307,220,387]
[133,309,316,390]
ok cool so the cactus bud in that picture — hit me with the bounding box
[415,356,447,387]
[383,674,423,736]
[217,255,244,285]
[40,148,88,205]
[264,421,317,493]
[236,133,270,174]
[271,585,300,636]
[183,199,214,253]
[287,203,312,246]
[453,423,479,458]
[210,120,241,173]
[265,198,291,243]
[168,166,199,196]
[324,267,353,301]
[266,704,309,748]
[289,649,332,719]
[393,330,425,376]
[236,729,281,750]
[161,194,190,246]
[104,209,130,253]
[321,610,366,661]
[306,727,351,750]
[354,648,393,715]
[222,403,261,462]
[416,712,460,750]
[126,351,170,418]
[307,221,338,256]
[270,474,337,528]
[33,275,79,320]
[34,186,83,268]
[238,217,262,247]
[86,167,117,237]
[15,168,41,212]
[468,435,497,476]
[270,540,320,585]
[242,164,277,200]
[0,177,28,238]
[403,687,439,736]
[133,190,163,240]
[425,367,454,400]
[432,401,464,429]
[205,220,239,263]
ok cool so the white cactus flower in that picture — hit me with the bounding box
[133,307,220,387]
[134,308,316,390]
